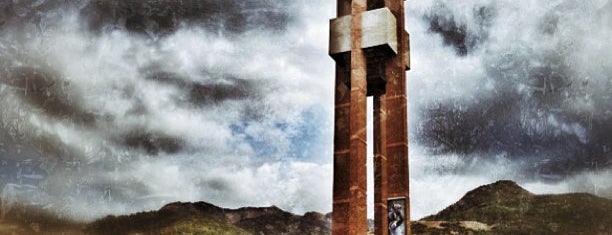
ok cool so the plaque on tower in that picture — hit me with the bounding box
[388,198,407,235]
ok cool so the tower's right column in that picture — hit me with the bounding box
[381,0,410,234]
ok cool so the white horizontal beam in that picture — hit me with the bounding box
[329,8,398,56]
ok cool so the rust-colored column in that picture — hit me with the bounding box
[332,0,368,234]
[382,1,410,234]
[373,95,389,235]
[332,52,353,234]
[348,0,368,233]
[331,0,351,233]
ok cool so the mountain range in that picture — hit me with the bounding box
[1,180,611,234]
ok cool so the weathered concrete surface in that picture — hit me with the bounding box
[329,8,398,60]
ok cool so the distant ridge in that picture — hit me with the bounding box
[414,180,612,234]
[86,201,330,235]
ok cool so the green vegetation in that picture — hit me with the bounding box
[159,218,251,235]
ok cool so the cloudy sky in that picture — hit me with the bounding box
[0,0,610,221]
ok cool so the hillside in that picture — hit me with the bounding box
[415,180,612,234]
[86,201,330,235]
[0,204,85,235]
[0,201,329,235]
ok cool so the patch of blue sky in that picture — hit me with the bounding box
[286,106,326,162]
[229,105,328,163]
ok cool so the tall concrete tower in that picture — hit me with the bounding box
[329,0,410,234]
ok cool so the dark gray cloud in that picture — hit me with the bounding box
[0,0,295,36]
[424,3,495,56]
[2,66,98,126]
[119,129,184,155]
[80,0,294,37]
[142,70,261,107]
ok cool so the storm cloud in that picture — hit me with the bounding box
[408,0,611,175]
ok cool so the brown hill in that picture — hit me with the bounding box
[86,201,330,235]
[415,180,612,234]
[1,201,329,235]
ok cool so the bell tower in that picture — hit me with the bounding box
[329,0,410,234]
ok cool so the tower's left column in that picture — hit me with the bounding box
[331,0,369,234]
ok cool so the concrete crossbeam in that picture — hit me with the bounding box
[329,8,398,61]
